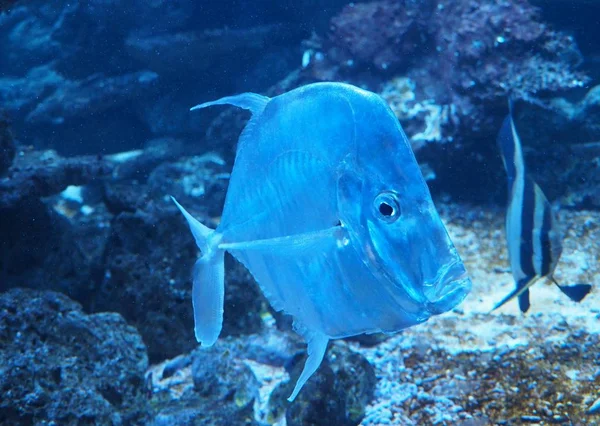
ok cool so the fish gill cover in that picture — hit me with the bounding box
[0,0,599,425]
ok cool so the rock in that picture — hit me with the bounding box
[148,338,263,426]
[107,138,186,181]
[329,0,435,73]
[24,71,159,125]
[0,198,106,304]
[0,288,150,425]
[191,344,260,404]
[0,111,16,176]
[0,112,15,175]
[270,342,377,426]
[0,149,112,210]
[146,152,230,219]
[0,149,112,302]
[0,0,17,13]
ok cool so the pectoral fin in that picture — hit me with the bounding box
[219,225,347,257]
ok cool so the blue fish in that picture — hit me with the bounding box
[492,103,592,313]
[173,82,471,401]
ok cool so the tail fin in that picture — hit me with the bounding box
[552,278,592,303]
[171,196,225,347]
[190,92,270,116]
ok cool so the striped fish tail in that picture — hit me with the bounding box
[551,278,592,303]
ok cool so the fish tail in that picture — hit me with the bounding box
[171,196,225,347]
[551,278,592,303]
[190,92,270,116]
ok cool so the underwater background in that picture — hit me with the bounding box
[0,0,599,424]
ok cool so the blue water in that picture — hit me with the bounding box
[0,1,598,425]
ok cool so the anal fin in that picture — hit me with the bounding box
[518,289,531,313]
[491,277,539,313]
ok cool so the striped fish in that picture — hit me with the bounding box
[492,104,591,313]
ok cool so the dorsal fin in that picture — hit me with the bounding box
[497,100,526,184]
[190,92,270,116]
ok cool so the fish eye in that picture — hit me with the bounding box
[373,192,401,223]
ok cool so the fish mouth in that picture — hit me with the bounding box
[423,259,471,315]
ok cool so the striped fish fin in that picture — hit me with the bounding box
[497,110,526,186]
[491,276,541,312]
[551,278,592,302]
[531,181,561,277]
[518,289,531,313]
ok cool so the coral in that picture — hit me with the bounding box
[329,0,435,72]
[147,336,271,426]
[380,77,458,149]
[434,0,587,102]
[0,288,150,425]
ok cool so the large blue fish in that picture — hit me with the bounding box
[173,82,471,401]
[492,103,592,313]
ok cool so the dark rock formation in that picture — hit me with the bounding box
[0,112,15,175]
[149,338,262,426]
[0,149,112,210]
[0,0,18,13]
[0,288,150,425]
[0,0,352,157]
[329,0,435,73]
[0,149,112,303]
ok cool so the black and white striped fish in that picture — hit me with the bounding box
[492,105,592,313]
